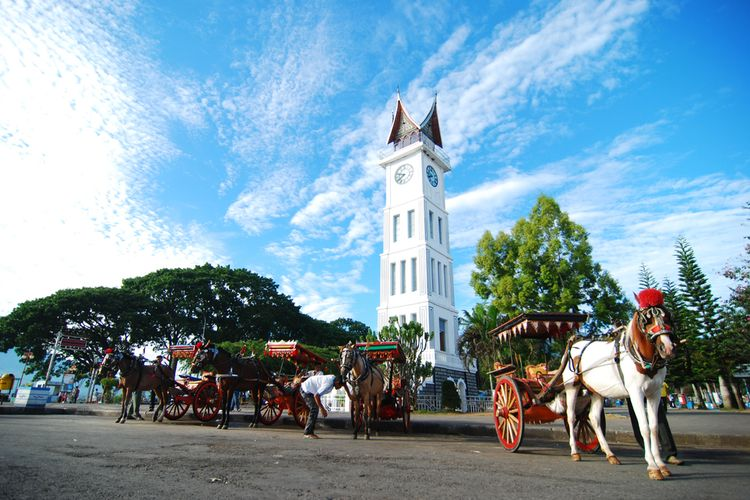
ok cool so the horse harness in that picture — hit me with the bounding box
[570,308,673,391]
[342,348,382,388]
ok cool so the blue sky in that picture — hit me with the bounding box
[1,0,749,377]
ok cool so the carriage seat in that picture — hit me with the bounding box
[525,363,549,379]
[489,362,517,382]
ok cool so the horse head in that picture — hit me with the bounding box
[190,340,218,373]
[98,348,119,377]
[339,342,357,378]
[630,288,676,365]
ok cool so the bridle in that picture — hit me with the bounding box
[627,306,675,375]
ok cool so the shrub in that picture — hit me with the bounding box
[441,380,460,411]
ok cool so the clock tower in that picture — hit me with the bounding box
[377,95,475,400]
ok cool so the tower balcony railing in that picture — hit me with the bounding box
[379,131,451,166]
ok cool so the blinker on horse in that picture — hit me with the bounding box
[560,288,677,480]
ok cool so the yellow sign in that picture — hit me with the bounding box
[0,373,15,390]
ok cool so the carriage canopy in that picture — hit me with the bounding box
[263,341,326,367]
[489,312,588,342]
[354,341,406,363]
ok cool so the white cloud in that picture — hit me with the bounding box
[0,1,221,314]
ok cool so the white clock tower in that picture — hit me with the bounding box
[377,95,473,397]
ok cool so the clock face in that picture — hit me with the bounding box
[426,165,439,187]
[395,164,414,184]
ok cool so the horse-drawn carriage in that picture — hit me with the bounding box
[162,345,221,422]
[259,341,329,429]
[487,312,601,452]
[351,341,411,432]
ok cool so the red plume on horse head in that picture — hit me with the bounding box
[635,288,664,309]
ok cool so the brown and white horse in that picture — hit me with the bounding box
[560,288,676,480]
[98,349,171,424]
[190,341,274,430]
[340,342,385,440]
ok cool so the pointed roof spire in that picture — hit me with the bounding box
[386,92,420,145]
[419,93,443,147]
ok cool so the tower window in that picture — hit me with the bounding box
[400,314,406,325]
[411,257,417,292]
[437,260,442,295]
[439,318,447,351]
[400,260,406,294]
[428,211,434,239]
[390,262,396,295]
[438,217,443,244]
[443,263,448,297]
[410,313,417,323]
[407,210,414,238]
[393,214,400,242]
[431,258,437,292]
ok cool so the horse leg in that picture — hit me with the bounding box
[588,395,618,464]
[220,387,232,430]
[251,385,262,428]
[629,391,664,479]
[364,395,372,440]
[565,385,580,460]
[646,393,670,478]
[351,398,359,440]
[155,386,167,423]
[373,393,382,437]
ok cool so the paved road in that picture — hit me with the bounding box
[2,413,749,500]
[14,402,750,449]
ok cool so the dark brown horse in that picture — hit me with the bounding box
[190,341,275,430]
[340,342,385,440]
[98,349,171,424]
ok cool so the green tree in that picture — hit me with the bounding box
[122,264,306,347]
[330,318,373,343]
[379,319,433,404]
[457,303,505,390]
[470,195,630,355]
[638,263,659,290]
[0,287,150,382]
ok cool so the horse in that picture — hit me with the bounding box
[190,341,274,430]
[340,342,385,440]
[560,288,677,480]
[98,349,172,424]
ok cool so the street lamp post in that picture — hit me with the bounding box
[15,351,35,397]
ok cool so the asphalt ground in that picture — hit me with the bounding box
[3,402,749,450]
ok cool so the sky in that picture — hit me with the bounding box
[1,0,749,377]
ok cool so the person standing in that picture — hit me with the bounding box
[299,374,343,439]
[627,382,684,465]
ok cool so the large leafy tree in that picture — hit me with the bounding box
[470,195,630,344]
[121,264,307,347]
[0,287,150,382]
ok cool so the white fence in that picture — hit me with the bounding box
[415,394,492,413]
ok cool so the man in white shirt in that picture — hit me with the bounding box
[299,374,343,438]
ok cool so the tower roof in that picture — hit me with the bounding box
[386,93,443,148]
[419,96,443,147]
[386,95,420,145]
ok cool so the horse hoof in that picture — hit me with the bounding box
[648,469,665,480]
[607,455,621,465]
[571,453,581,462]
[659,466,671,477]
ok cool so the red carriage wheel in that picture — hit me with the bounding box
[258,385,283,426]
[493,376,525,452]
[292,390,310,429]
[164,387,190,420]
[193,381,221,422]
[564,406,605,453]
[401,391,412,433]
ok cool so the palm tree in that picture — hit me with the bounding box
[458,303,504,390]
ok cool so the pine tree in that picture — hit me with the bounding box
[674,236,721,339]
[638,263,658,290]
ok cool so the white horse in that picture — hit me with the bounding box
[561,289,676,480]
